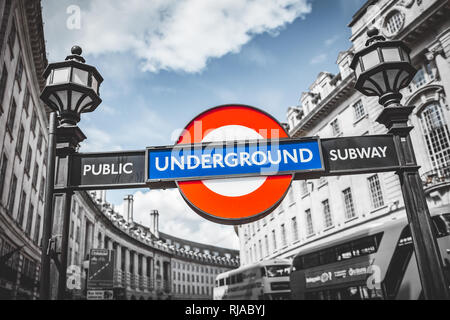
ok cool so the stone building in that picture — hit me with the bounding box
[0,0,239,300]
[0,0,48,299]
[238,0,450,267]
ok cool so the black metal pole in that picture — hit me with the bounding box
[378,106,449,300]
[57,190,73,299]
[39,111,57,300]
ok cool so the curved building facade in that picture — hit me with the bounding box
[0,0,239,300]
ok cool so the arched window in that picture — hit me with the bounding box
[385,11,405,36]
[420,102,450,171]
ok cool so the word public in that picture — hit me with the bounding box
[82,162,133,176]
[147,139,324,181]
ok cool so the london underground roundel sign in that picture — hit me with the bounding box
[175,105,293,224]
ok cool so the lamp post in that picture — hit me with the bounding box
[350,28,449,300]
[39,46,103,299]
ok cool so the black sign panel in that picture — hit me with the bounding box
[87,249,115,289]
[320,135,400,175]
[70,151,146,190]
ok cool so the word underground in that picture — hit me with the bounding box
[155,149,314,171]
[147,140,323,180]
[185,304,265,318]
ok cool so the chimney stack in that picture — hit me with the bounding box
[150,210,159,239]
[124,195,134,223]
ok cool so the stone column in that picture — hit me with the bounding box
[124,248,131,290]
[115,244,122,287]
[133,252,139,290]
[142,256,148,292]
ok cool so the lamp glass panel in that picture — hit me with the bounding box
[91,76,98,94]
[70,91,83,112]
[362,79,381,96]
[401,48,411,63]
[72,68,89,86]
[369,70,387,94]
[386,69,401,91]
[52,67,70,84]
[362,49,380,71]
[397,70,411,89]
[56,90,68,111]
[48,94,60,111]
[355,62,362,78]
[79,95,94,113]
[382,47,401,62]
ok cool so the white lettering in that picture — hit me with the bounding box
[283,149,298,163]
[155,157,169,171]
[212,154,224,168]
[225,153,238,167]
[171,156,185,170]
[201,154,212,169]
[123,163,133,174]
[251,151,267,166]
[299,148,313,162]
[187,155,200,170]
[83,165,92,176]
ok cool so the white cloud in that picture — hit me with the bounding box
[116,189,240,249]
[324,34,340,47]
[310,53,327,65]
[43,0,312,73]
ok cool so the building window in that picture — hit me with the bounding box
[26,203,34,236]
[6,99,17,135]
[0,154,7,202]
[76,226,80,243]
[368,175,384,209]
[16,125,25,158]
[305,209,314,236]
[288,188,295,204]
[258,240,263,260]
[420,102,450,171]
[8,21,16,57]
[353,100,365,121]
[39,177,45,201]
[343,188,356,219]
[280,224,287,247]
[23,86,30,115]
[15,57,23,89]
[291,217,299,241]
[33,213,41,244]
[264,235,269,256]
[300,180,309,196]
[32,162,39,189]
[330,118,342,136]
[24,145,32,176]
[322,199,333,228]
[272,229,277,251]
[0,64,8,112]
[17,191,27,227]
[385,11,405,36]
[7,174,18,215]
[30,109,37,135]
[37,131,43,153]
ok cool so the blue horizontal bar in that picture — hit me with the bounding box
[147,139,323,181]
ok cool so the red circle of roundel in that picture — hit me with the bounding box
[176,105,293,224]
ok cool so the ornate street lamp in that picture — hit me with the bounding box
[351,29,449,300]
[350,28,416,107]
[41,46,103,126]
[39,46,103,300]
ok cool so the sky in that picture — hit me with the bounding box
[41,0,367,250]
